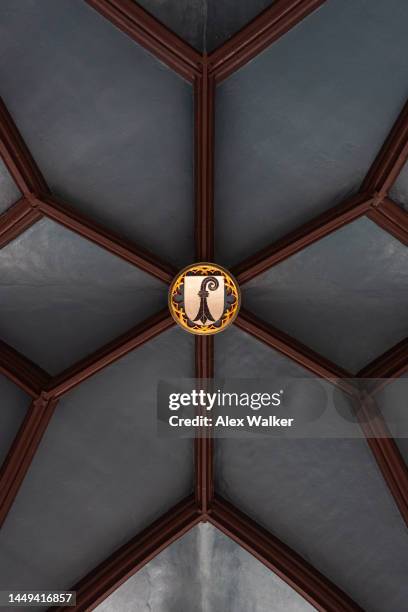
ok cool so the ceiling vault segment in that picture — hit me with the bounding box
[0,97,176,282]
[233,193,374,283]
[234,308,408,527]
[209,496,363,612]
[234,98,408,283]
[47,309,175,399]
[207,0,327,83]
[32,195,176,283]
[0,1,405,610]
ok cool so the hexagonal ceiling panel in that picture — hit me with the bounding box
[96,523,313,612]
[242,218,408,373]
[0,0,193,268]
[215,0,408,266]
[0,218,166,374]
[214,327,408,612]
[0,328,194,593]
[0,158,20,214]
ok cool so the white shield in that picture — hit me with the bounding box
[184,275,225,326]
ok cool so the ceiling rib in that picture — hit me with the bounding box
[362,99,408,197]
[0,340,50,398]
[195,336,214,516]
[47,308,174,399]
[359,337,408,380]
[85,0,202,82]
[195,63,215,262]
[208,0,326,82]
[0,97,49,198]
[233,193,373,284]
[358,395,408,526]
[0,197,42,248]
[368,197,408,245]
[194,56,216,516]
[0,395,57,528]
[209,496,363,612]
[33,195,176,283]
[365,436,408,526]
[51,496,200,612]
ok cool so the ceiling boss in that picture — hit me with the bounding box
[168,263,241,335]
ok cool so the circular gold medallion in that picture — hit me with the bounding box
[169,263,241,335]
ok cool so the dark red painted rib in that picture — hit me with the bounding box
[362,99,408,196]
[0,340,50,398]
[85,0,202,81]
[235,309,353,386]
[358,338,408,380]
[233,193,373,284]
[195,336,214,514]
[368,197,408,245]
[0,97,49,197]
[0,395,57,528]
[357,395,408,527]
[208,0,326,82]
[0,197,42,248]
[194,50,216,511]
[48,309,174,399]
[50,496,200,611]
[195,66,215,261]
[209,496,362,612]
[34,195,176,283]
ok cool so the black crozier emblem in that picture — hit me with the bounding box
[193,276,219,325]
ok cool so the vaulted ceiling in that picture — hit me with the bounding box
[0,1,407,611]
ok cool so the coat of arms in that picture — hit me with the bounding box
[169,263,240,335]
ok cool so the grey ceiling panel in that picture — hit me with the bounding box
[0,218,166,374]
[97,523,313,612]
[243,218,408,373]
[0,0,193,268]
[215,323,313,380]
[215,0,408,266]
[0,158,20,214]
[135,0,206,51]
[215,327,408,612]
[132,1,275,53]
[390,164,408,211]
[0,374,29,466]
[0,328,194,596]
[207,0,274,52]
